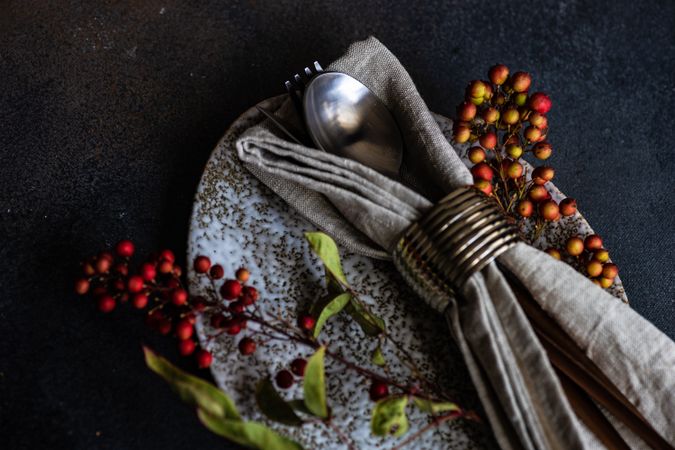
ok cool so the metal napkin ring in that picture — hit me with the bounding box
[392,186,519,312]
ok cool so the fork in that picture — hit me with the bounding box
[284,61,323,117]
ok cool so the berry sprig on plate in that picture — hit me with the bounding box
[452,64,619,288]
[74,233,479,450]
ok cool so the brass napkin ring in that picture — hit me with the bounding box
[393,186,519,311]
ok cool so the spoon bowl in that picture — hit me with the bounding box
[302,72,403,178]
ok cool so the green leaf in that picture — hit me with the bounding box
[303,346,328,418]
[345,299,386,336]
[255,378,303,426]
[198,408,303,450]
[313,293,352,338]
[371,345,386,366]
[371,396,410,437]
[305,232,348,286]
[288,399,316,417]
[143,347,240,420]
[412,397,461,415]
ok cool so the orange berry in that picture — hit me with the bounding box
[586,260,603,277]
[566,236,585,256]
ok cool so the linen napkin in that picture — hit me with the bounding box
[235,37,675,449]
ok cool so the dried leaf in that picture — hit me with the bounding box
[345,299,386,336]
[198,408,303,450]
[313,293,352,338]
[143,347,240,420]
[255,378,303,426]
[303,346,328,418]
[371,396,409,437]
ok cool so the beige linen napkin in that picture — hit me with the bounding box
[236,37,675,449]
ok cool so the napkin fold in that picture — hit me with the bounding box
[236,37,675,449]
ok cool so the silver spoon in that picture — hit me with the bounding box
[302,72,403,178]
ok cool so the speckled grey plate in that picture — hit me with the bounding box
[187,96,627,450]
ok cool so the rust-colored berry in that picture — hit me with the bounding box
[275,369,294,389]
[210,313,226,329]
[479,132,497,149]
[298,315,316,332]
[602,263,619,280]
[238,337,256,356]
[566,236,585,256]
[559,198,577,217]
[128,275,144,293]
[539,200,560,221]
[242,286,259,303]
[533,142,553,160]
[511,71,532,92]
[171,288,188,306]
[532,166,554,185]
[529,92,552,114]
[468,146,486,164]
[290,358,308,377]
[226,323,242,335]
[115,240,135,258]
[75,278,90,295]
[220,279,242,300]
[236,267,250,283]
[178,339,196,356]
[193,256,211,274]
[82,262,96,277]
[196,349,213,369]
[528,185,550,203]
[545,248,562,260]
[229,300,245,315]
[209,264,224,280]
[599,277,614,288]
[518,199,534,217]
[529,112,546,128]
[587,260,603,278]
[369,381,389,401]
[584,234,603,251]
[158,260,173,274]
[481,107,500,124]
[471,162,494,181]
[97,295,116,313]
[95,257,111,274]
[488,64,509,85]
[506,161,523,179]
[467,80,486,98]
[501,108,519,125]
[453,124,471,143]
[524,126,542,142]
[159,249,175,263]
[175,319,194,340]
[457,101,477,121]
[474,180,493,196]
[593,249,610,263]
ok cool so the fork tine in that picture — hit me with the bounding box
[313,61,323,72]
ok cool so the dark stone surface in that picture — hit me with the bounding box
[1,0,673,448]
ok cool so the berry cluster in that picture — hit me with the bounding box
[546,234,619,288]
[74,240,215,368]
[452,65,618,287]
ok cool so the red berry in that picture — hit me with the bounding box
[194,256,211,274]
[210,314,226,328]
[456,101,477,121]
[236,267,250,283]
[481,107,500,124]
[471,162,494,181]
[566,236,585,256]
[172,289,188,306]
[175,319,194,340]
[113,279,126,292]
[166,278,180,289]
[539,200,560,221]
[132,293,148,309]
[479,132,497,149]
[220,280,242,301]
[159,249,175,263]
[510,71,531,92]
[229,300,245,315]
[529,92,552,114]
[298,315,316,332]
[242,286,258,303]
[474,180,493,196]
[140,262,156,281]
[75,278,90,295]
[115,240,135,258]
[95,257,111,274]
[290,358,307,377]
[584,234,603,251]
[532,166,554,185]
[157,319,172,335]
[91,285,107,297]
[98,251,114,262]
[559,198,577,217]
[209,264,224,279]
[369,381,389,401]
[127,275,144,293]
[518,200,534,218]
[113,263,129,276]
[196,349,213,369]
[238,337,256,356]
[173,265,182,277]
[275,370,294,389]
[226,323,242,335]
[178,339,196,356]
[488,64,509,85]
[97,295,116,313]
[158,260,173,274]
[82,262,96,277]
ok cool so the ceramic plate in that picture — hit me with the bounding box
[187,96,627,450]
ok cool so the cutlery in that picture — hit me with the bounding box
[255,105,308,146]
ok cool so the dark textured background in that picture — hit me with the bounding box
[1,0,674,448]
